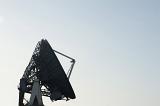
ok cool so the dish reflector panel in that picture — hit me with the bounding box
[21,39,75,100]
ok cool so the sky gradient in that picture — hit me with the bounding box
[0,0,159,106]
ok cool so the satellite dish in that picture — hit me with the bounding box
[18,39,76,106]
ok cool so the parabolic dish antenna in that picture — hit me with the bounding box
[18,39,76,106]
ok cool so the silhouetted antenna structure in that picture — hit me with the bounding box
[18,39,76,106]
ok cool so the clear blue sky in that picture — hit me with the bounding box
[0,0,159,106]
